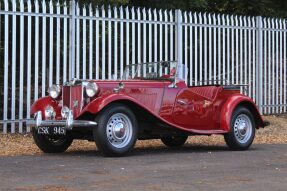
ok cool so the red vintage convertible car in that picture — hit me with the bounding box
[28,61,268,157]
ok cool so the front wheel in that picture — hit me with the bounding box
[161,135,188,147]
[93,103,138,157]
[224,106,255,150]
[32,128,73,153]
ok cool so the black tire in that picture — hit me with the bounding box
[32,128,73,153]
[224,106,255,150]
[161,135,188,147]
[93,103,138,157]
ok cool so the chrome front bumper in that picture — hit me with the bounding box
[27,111,97,130]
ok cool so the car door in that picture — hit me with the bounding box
[172,86,219,130]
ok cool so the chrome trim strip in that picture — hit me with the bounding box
[81,81,88,110]
[177,99,187,105]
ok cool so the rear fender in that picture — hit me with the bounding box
[220,94,264,132]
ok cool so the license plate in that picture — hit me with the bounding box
[37,127,66,135]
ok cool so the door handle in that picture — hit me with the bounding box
[177,99,187,105]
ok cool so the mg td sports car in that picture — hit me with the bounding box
[28,61,268,157]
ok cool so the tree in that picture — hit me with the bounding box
[83,0,287,18]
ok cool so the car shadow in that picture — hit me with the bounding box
[130,144,245,156]
[53,144,259,158]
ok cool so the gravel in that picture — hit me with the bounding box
[0,115,286,157]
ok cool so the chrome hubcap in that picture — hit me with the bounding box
[234,114,252,144]
[106,113,133,148]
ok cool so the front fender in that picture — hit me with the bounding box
[30,96,59,117]
[220,94,264,132]
[80,93,151,115]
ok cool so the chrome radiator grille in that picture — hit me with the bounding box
[62,85,83,118]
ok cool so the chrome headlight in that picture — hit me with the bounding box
[85,82,99,97]
[61,106,70,119]
[44,105,55,119]
[48,85,61,99]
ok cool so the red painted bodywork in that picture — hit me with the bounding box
[30,79,264,135]
[30,97,62,120]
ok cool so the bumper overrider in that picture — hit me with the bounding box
[27,111,97,130]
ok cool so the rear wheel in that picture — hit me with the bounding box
[93,103,138,157]
[32,128,73,153]
[161,135,188,147]
[224,106,255,150]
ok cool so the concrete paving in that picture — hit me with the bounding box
[0,144,286,191]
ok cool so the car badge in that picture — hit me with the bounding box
[73,100,78,108]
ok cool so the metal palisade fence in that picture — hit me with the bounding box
[0,0,287,133]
